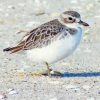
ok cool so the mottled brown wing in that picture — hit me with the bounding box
[17,19,65,50]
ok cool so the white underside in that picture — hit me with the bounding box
[26,26,83,64]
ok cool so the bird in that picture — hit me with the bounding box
[3,10,89,76]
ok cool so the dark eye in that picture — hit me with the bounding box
[68,17,73,20]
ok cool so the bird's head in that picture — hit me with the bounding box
[59,11,89,27]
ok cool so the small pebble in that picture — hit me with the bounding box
[34,8,45,16]
[82,85,91,91]
[35,11,45,16]
[7,5,15,9]
[74,88,80,92]
[26,21,40,28]
[8,89,18,95]
[7,88,13,92]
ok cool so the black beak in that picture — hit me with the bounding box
[78,20,89,26]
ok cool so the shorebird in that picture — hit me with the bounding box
[3,11,89,76]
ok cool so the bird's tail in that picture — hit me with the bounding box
[3,45,23,54]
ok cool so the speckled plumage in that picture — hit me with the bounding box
[18,19,66,50]
[3,10,89,65]
[3,19,78,53]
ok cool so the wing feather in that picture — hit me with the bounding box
[17,19,65,50]
[4,19,65,53]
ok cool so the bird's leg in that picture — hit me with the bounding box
[30,62,52,76]
[29,62,62,76]
[44,62,62,76]
[45,62,52,76]
[17,62,62,77]
[28,62,52,76]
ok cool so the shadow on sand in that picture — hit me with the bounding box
[61,72,100,78]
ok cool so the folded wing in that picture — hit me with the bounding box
[3,19,65,53]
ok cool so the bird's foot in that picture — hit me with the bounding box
[50,70,63,76]
[34,70,63,76]
[29,70,63,77]
[17,70,62,77]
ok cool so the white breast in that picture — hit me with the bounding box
[26,27,82,64]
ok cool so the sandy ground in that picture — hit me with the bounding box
[0,0,100,100]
